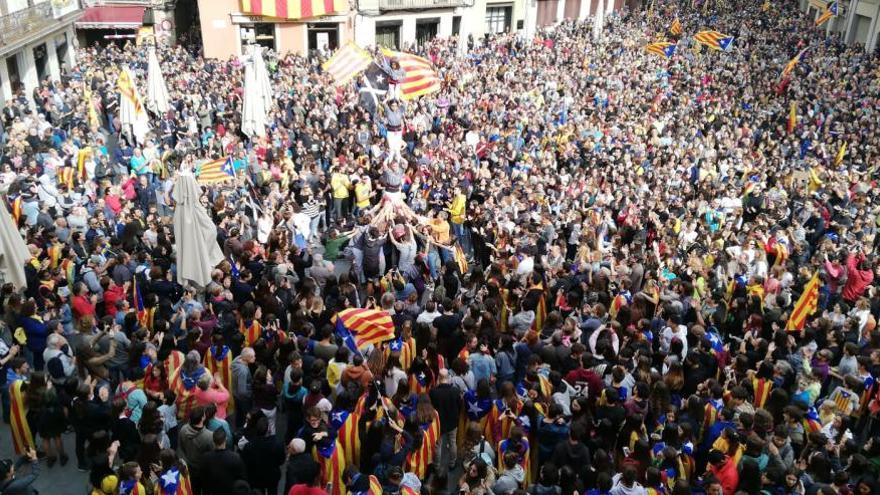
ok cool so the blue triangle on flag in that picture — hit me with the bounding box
[664,45,676,57]
[719,37,734,51]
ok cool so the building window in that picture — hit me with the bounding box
[308,23,340,53]
[375,22,401,49]
[33,44,48,82]
[485,6,512,34]
[240,23,276,53]
[415,18,438,47]
[6,56,20,94]
[452,16,461,36]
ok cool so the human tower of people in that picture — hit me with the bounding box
[0,0,880,494]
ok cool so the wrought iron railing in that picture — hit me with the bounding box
[0,2,55,47]
[378,0,468,10]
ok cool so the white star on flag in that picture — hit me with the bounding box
[467,400,484,417]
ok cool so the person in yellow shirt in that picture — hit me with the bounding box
[353,176,372,217]
[447,185,467,241]
[330,166,351,221]
[429,211,453,263]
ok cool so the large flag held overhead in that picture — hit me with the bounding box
[380,48,441,100]
[117,66,151,144]
[693,30,735,51]
[780,47,809,80]
[786,272,820,331]
[815,1,838,26]
[240,0,346,19]
[646,42,677,58]
[196,157,235,184]
[322,42,372,85]
[358,63,389,115]
[333,308,395,352]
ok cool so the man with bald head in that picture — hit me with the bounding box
[428,368,463,482]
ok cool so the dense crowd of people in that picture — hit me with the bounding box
[1,0,880,494]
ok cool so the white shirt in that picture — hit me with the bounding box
[661,324,689,356]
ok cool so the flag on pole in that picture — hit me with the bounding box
[780,47,809,80]
[693,31,735,51]
[645,42,677,58]
[333,308,395,352]
[331,408,361,467]
[322,42,372,85]
[240,0,347,19]
[833,142,847,166]
[670,18,682,36]
[815,1,838,26]
[786,272,820,331]
[787,102,797,134]
[380,48,442,100]
[84,86,100,129]
[195,157,235,184]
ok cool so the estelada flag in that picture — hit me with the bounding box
[780,47,809,80]
[693,30,735,51]
[240,0,347,19]
[646,42,677,58]
[322,42,371,85]
[196,156,235,184]
[314,440,346,495]
[380,48,442,100]
[333,308,395,351]
[786,272,820,331]
[815,1,838,26]
[405,410,440,478]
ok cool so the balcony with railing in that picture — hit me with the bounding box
[377,0,469,11]
[0,1,81,50]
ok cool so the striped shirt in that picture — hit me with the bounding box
[302,198,322,218]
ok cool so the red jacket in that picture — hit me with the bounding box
[71,294,95,320]
[709,456,740,495]
[843,253,874,302]
[103,285,125,317]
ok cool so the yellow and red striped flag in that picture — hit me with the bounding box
[780,47,809,80]
[117,66,145,116]
[833,142,847,166]
[10,196,22,224]
[335,409,361,467]
[693,30,735,51]
[314,440,346,495]
[454,243,469,274]
[786,272,820,331]
[196,156,235,184]
[646,42,677,58]
[240,0,346,19]
[753,377,773,409]
[815,1,838,26]
[670,18,682,36]
[322,42,371,85]
[380,48,441,100]
[333,308,395,351]
[77,147,92,181]
[10,380,34,455]
[204,345,235,416]
[406,410,441,478]
[787,102,797,134]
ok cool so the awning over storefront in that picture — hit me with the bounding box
[76,5,145,30]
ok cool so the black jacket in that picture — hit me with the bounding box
[283,453,320,495]
[240,435,286,490]
[429,383,463,434]
[202,448,248,495]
